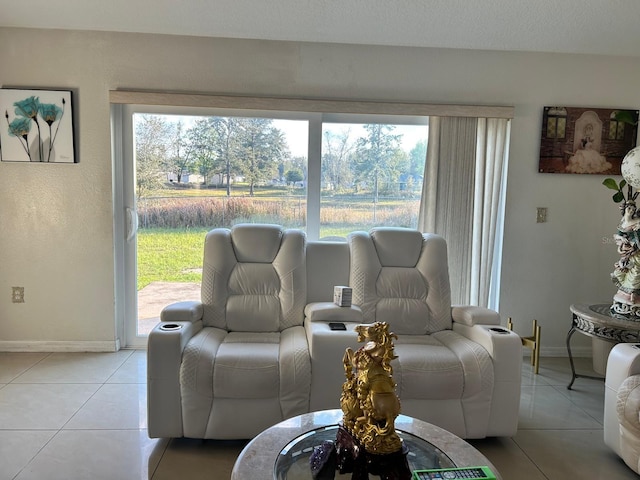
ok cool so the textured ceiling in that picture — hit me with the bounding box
[1,0,640,57]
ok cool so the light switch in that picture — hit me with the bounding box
[536,207,547,223]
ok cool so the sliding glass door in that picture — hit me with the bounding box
[113,103,428,347]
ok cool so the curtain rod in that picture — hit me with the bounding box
[109,90,514,119]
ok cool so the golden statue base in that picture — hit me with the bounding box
[308,426,411,480]
[335,424,411,480]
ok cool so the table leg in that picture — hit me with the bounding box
[566,326,578,390]
[566,321,604,389]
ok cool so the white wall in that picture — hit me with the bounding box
[1,27,638,353]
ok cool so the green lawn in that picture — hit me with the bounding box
[136,190,420,289]
[137,228,208,289]
[136,225,353,289]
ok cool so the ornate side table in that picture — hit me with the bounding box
[567,303,640,389]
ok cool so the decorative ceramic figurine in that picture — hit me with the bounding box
[612,198,640,319]
[606,144,640,319]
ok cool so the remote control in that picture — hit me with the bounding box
[412,466,496,479]
[329,322,346,330]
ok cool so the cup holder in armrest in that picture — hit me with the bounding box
[159,323,183,332]
[489,327,510,334]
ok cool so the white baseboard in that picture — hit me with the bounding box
[523,345,591,358]
[0,339,121,352]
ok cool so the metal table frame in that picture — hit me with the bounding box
[567,303,640,389]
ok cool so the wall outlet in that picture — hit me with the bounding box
[536,207,548,223]
[12,287,24,303]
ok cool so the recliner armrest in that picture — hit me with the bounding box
[304,302,363,322]
[607,344,640,392]
[617,374,640,433]
[160,300,204,323]
[147,319,203,438]
[452,322,522,437]
[147,299,203,439]
[452,322,521,362]
[451,305,500,326]
[606,344,640,457]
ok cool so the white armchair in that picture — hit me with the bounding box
[605,342,640,474]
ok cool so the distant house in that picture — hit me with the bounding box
[166,172,205,184]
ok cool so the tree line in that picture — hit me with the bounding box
[135,114,427,200]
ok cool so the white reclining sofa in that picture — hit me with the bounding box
[147,224,522,440]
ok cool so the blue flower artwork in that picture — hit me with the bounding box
[0,89,75,163]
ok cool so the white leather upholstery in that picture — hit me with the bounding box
[349,229,452,334]
[605,343,640,473]
[148,224,310,440]
[305,319,363,411]
[200,225,306,331]
[342,228,520,438]
[305,240,350,303]
[148,225,522,440]
[304,302,362,322]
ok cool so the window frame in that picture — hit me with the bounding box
[110,93,513,345]
[111,91,513,240]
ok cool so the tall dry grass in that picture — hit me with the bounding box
[138,196,306,229]
[138,196,418,229]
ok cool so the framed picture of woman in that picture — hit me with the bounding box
[538,106,638,174]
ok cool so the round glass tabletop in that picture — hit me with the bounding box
[274,424,455,479]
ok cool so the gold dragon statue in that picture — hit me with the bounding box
[340,322,402,455]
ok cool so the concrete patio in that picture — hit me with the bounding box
[137,282,201,335]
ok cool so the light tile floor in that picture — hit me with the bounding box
[0,351,636,480]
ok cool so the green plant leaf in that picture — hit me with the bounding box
[621,179,627,189]
[603,178,619,190]
[615,111,639,126]
[613,191,625,203]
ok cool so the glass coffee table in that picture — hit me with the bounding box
[231,409,501,480]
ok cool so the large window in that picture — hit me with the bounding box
[134,114,311,233]
[122,105,428,341]
[111,92,513,345]
[320,121,427,237]
[131,110,428,240]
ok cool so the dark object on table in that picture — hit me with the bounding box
[310,440,337,479]
[335,424,411,480]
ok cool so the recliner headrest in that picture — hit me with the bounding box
[231,224,284,263]
[370,227,424,267]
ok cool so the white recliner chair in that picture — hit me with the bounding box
[148,225,522,440]
[346,228,522,438]
[147,224,310,439]
[605,342,640,474]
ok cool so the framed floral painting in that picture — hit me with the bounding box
[538,106,638,174]
[0,88,76,163]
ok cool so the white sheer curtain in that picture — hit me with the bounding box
[418,116,510,308]
[471,118,510,307]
